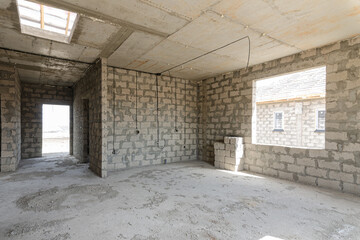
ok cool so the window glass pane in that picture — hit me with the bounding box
[18,0,40,11]
[274,112,283,129]
[44,14,67,29]
[317,110,326,130]
[17,0,77,43]
[44,25,66,34]
[20,18,40,28]
[18,6,40,21]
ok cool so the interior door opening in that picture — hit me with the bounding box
[42,104,70,154]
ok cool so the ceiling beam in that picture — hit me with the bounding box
[65,11,70,35]
[0,47,91,65]
[98,27,133,58]
[40,5,44,29]
[33,0,169,38]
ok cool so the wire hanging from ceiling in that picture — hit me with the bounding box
[159,36,251,75]
[156,74,160,146]
[183,79,187,149]
[135,72,139,134]
[169,71,179,133]
[112,67,116,154]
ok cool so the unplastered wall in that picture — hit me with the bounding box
[256,98,325,148]
[106,67,198,170]
[0,63,21,172]
[73,59,107,177]
[199,36,360,195]
[21,82,73,159]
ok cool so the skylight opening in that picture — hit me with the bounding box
[16,0,78,43]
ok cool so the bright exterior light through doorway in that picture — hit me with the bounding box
[42,104,70,154]
[16,0,78,43]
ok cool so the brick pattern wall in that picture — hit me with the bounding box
[214,137,244,171]
[0,63,21,172]
[21,82,73,159]
[198,72,243,163]
[106,67,198,170]
[256,99,325,148]
[73,59,107,177]
[199,37,360,195]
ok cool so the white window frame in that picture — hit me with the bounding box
[273,111,284,131]
[315,109,326,131]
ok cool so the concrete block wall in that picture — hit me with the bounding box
[106,67,198,170]
[256,98,325,148]
[199,36,360,195]
[21,82,73,159]
[0,63,21,172]
[214,137,244,171]
[73,59,107,177]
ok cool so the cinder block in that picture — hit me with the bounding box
[215,155,224,163]
[343,164,360,173]
[263,168,278,177]
[329,171,354,183]
[343,183,360,196]
[278,171,294,181]
[225,156,240,165]
[289,148,305,157]
[287,164,305,174]
[249,165,263,174]
[317,178,341,191]
[271,162,285,170]
[343,143,360,152]
[217,150,226,157]
[224,163,239,172]
[309,150,328,158]
[297,157,316,167]
[219,162,225,169]
[214,142,225,150]
[306,167,328,178]
[225,144,236,152]
[280,155,295,164]
[297,175,317,186]
[318,160,340,171]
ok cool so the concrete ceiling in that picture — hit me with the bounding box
[0,0,360,85]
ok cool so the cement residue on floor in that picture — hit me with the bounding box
[0,154,360,240]
[16,184,118,212]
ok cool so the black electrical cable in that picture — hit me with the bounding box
[112,67,116,154]
[246,36,251,70]
[159,36,251,74]
[135,72,139,134]
[170,71,178,133]
[183,79,186,149]
[156,74,160,146]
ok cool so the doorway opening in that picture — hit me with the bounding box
[42,104,70,154]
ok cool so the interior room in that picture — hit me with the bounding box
[0,0,359,239]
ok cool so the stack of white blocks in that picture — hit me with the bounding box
[214,137,244,171]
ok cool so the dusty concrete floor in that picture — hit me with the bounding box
[0,155,360,240]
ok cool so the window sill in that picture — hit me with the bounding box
[314,129,325,133]
[273,129,284,132]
